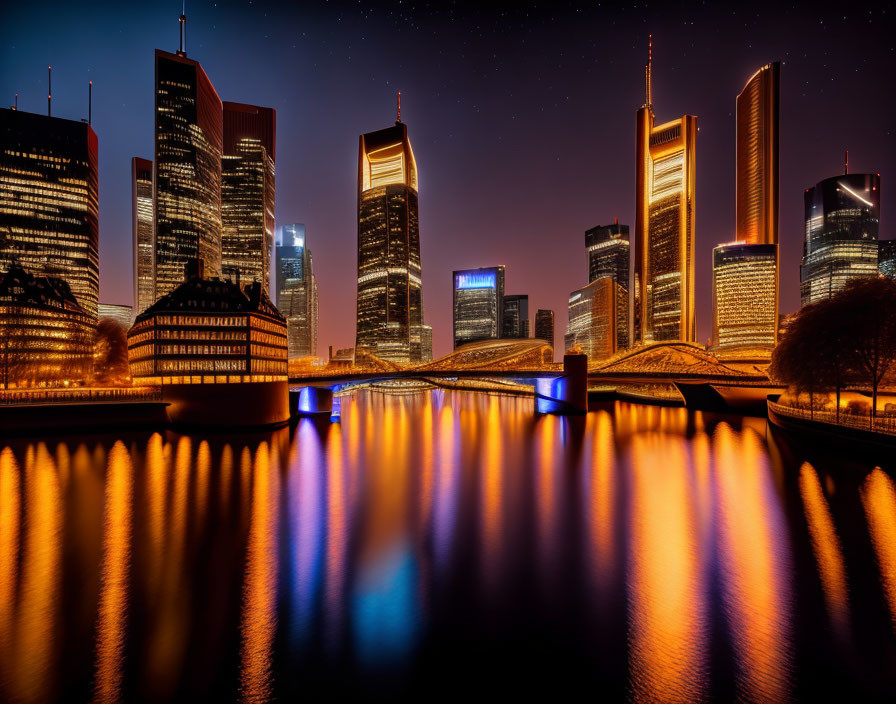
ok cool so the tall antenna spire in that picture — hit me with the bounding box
[844,149,849,175]
[88,81,93,125]
[645,34,653,108]
[48,66,52,117]
[397,91,402,123]
[178,2,187,57]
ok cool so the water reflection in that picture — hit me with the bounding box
[0,393,894,701]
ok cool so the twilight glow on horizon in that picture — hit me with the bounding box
[1,0,892,357]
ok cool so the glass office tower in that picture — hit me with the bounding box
[221,102,276,293]
[535,309,554,345]
[0,108,99,318]
[132,157,154,316]
[712,243,778,352]
[880,240,896,279]
[153,49,223,298]
[502,294,530,338]
[634,41,697,344]
[800,172,880,306]
[356,119,425,363]
[586,221,630,349]
[565,277,628,361]
[276,224,318,358]
[453,267,505,349]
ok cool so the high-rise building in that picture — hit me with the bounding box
[276,224,318,358]
[356,115,424,363]
[634,40,697,344]
[502,294,530,338]
[221,102,276,293]
[421,324,433,362]
[880,240,896,279]
[800,171,880,306]
[586,221,630,350]
[453,267,505,349]
[736,63,780,246]
[132,157,154,315]
[565,277,628,361]
[712,243,778,352]
[0,108,99,317]
[535,309,554,345]
[153,48,223,298]
[98,303,134,330]
[711,62,781,353]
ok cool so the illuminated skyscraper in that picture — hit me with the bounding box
[132,157,154,316]
[565,277,627,361]
[711,62,781,354]
[153,47,223,298]
[712,243,777,352]
[221,102,276,293]
[0,108,99,317]
[535,309,554,345]
[502,294,529,338]
[586,221,630,349]
[421,324,433,362]
[800,171,880,306]
[634,39,697,344]
[736,63,780,246]
[276,224,318,358]
[453,266,505,349]
[356,112,425,363]
[98,303,134,330]
[880,240,896,279]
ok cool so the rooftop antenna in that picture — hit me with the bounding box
[844,149,849,175]
[177,1,187,57]
[88,81,92,125]
[396,91,401,123]
[645,34,652,108]
[48,66,51,116]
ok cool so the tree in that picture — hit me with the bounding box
[93,318,130,386]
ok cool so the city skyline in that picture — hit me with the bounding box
[2,1,893,357]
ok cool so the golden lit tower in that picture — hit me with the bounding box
[355,98,425,363]
[132,157,154,316]
[633,37,697,344]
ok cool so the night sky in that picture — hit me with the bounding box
[1,1,893,358]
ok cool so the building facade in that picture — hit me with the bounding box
[153,49,223,298]
[275,224,318,358]
[800,172,880,306]
[565,277,628,361]
[421,324,433,362]
[502,294,530,339]
[534,309,554,345]
[880,239,896,279]
[0,267,94,388]
[132,157,154,316]
[0,108,99,317]
[712,243,778,353]
[634,44,697,344]
[586,221,630,349]
[98,303,134,330]
[221,102,276,293]
[453,267,505,349]
[128,275,287,384]
[356,120,425,363]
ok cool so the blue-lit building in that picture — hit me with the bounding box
[452,266,505,349]
[800,172,880,306]
[276,224,318,358]
[880,240,896,279]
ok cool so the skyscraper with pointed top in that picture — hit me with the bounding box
[153,10,223,299]
[633,37,697,344]
[355,97,425,363]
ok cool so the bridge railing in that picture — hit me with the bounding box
[768,399,896,437]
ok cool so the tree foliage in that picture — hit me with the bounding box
[92,318,130,386]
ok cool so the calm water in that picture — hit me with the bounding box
[1,389,896,702]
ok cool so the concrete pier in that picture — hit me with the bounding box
[294,386,334,416]
[535,353,588,414]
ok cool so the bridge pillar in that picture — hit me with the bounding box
[293,386,334,416]
[535,353,588,415]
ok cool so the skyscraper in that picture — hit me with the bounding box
[0,108,99,317]
[800,170,880,306]
[421,324,433,362]
[356,111,424,363]
[453,267,505,349]
[132,157,154,316]
[586,221,630,349]
[276,224,318,358]
[221,102,276,293]
[711,62,781,354]
[712,243,778,352]
[502,294,530,338]
[535,309,554,346]
[153,47,223,298]
[565,278,628,361]
[634,39,697,344]
[880,240,896,279]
